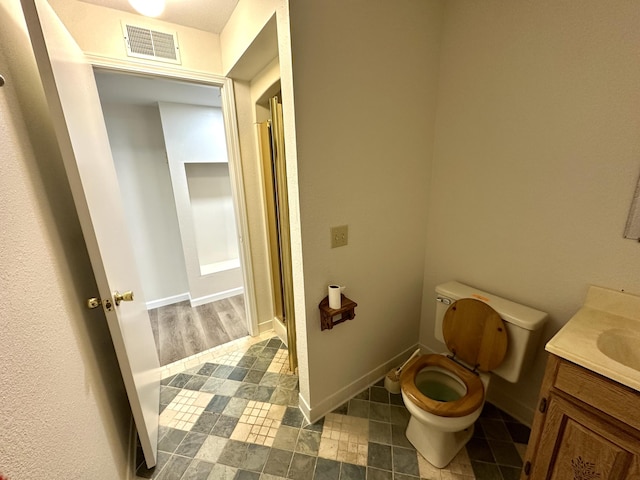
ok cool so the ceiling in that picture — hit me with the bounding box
[94,70,222,107]
[78,0,239,33]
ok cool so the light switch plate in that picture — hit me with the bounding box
[331,225,348,248]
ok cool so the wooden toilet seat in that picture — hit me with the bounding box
[400,298,508,418]
[400,354,484,417]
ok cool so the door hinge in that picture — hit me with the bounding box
[539,397,548,413]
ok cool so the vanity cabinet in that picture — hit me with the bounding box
[521,354,640,479]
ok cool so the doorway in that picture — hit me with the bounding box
[148,296,247,365]
[94,69,252,366]
[257,94,297,372]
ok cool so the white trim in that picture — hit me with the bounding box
[145,293,190,310]
[272,317,287,346]
[200,258,241,276]
[298,392,312,424]
[304,344,421,424]
[220,80,259,337]
[258,318,274,334]
[86,55,258,339]
[190,287,244,307]
[86,53,224,84]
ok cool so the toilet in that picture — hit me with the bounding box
[400,281,548,468]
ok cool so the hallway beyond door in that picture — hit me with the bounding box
[149,295,248,366]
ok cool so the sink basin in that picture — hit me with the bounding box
[597,328,640,372]
[546,285,640,391]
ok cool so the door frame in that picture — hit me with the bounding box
[88,54,259,337]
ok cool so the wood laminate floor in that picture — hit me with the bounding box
[149,294,248,366]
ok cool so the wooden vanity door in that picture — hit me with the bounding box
[530,394,640,479]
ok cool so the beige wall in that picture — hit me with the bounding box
[0,0,132,477]
[423,0,640,423]
[219,0,279,76]
[288,0,444,417]
[49,0,222,73]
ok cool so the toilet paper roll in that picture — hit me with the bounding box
[328,285,342,309]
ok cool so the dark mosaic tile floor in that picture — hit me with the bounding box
[136,336,530,480]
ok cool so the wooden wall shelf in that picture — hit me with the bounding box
[319,295,357,331]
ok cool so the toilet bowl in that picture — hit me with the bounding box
[400,281,549,469]
[402,354,485,422]
[400,354,489,468]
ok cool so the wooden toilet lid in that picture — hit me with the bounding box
[442,298,508,372]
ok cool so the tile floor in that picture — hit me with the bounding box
[136,334,530,480]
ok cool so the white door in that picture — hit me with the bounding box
[21,0,160,468]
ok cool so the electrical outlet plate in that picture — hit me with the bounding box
[331,225,348,248]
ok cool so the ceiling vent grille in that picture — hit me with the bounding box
[122,23,181,64]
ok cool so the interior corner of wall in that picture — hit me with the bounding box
[485,383,536,427]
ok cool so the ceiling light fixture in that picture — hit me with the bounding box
[129,0,165,17]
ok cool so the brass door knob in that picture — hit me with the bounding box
[114,290,134,306]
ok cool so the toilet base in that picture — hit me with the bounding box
[405,415,474,469]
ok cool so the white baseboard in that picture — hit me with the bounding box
[272,317,287,346]
[258,320,274,334]
[190,287,244,307]
[146,292,190,310]
[146,288,245,309]
[298,392,312,424]
[303,344,421,424]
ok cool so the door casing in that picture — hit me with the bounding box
[88,55,260,338]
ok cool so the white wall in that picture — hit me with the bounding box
[288,0,445,418]
[159,101,243,302]
[423,0,640,424]
[185,162,240,268]
[102,102,189,304]
[160,103,229,164]
[0,0,131,477]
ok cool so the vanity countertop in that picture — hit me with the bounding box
[546,285,640,393]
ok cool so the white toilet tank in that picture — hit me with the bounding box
[434,281,548,383]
